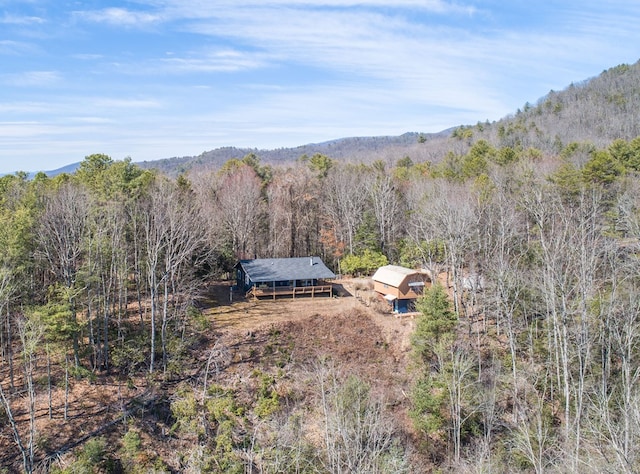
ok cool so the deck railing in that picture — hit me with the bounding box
[247,283,333,299]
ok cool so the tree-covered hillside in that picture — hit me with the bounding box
[140,60,640,177]
[136,131,450,177]
[459,61,640,154]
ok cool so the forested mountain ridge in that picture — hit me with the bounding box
[136,130,451,176]
[464,61,640,153]
[139,59,640,176]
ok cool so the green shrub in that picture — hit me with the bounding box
[254,373,280,419]
[340,249,388,276]
[63,437,117,473]
[170,385,201,435]
[121,429,141,458]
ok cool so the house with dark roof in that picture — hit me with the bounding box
[236,256,336,299]
[371,265,430,313]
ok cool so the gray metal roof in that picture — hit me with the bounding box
[238,257,336,283]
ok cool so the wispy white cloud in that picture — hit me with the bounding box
[89,97,163,109]
[1,71,61,86]
[0,40,37,55]
[159,49,269,73]
[72,53,104,60]
[156,1,631,84]
[167,6,502,113]
[0,101,51,114]
[0,13,46,25]
[156,0,477,17]
[74,7,161,27]
[64,1,555,118]
[0,121,60,138]
[69,116,115,124]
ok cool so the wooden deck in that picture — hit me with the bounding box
[247,284,333,300]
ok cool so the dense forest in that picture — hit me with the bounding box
[2,61,640,472]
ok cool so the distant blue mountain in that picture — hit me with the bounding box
[3,131,453,179]
[0,162,82,179]
[30,162,81,178]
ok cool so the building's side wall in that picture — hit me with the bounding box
[236,267,248,290]
[398,281,423,299]
[373,280,401,298]
[397,279,412,298]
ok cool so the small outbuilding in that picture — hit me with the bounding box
[371,265,430,313]
[236,256,336,299]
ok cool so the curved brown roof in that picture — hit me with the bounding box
[372,265,419,287]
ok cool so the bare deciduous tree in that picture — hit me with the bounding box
[141,178,209,373]
[410,179,477,316]
[316,362,407,474]
[266,166,320,258]
[368,171,403,256]
[212,165,264,259]
[322,165,369,255]
[37,182,90,366]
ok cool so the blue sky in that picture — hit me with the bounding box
[1,1,640,174]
